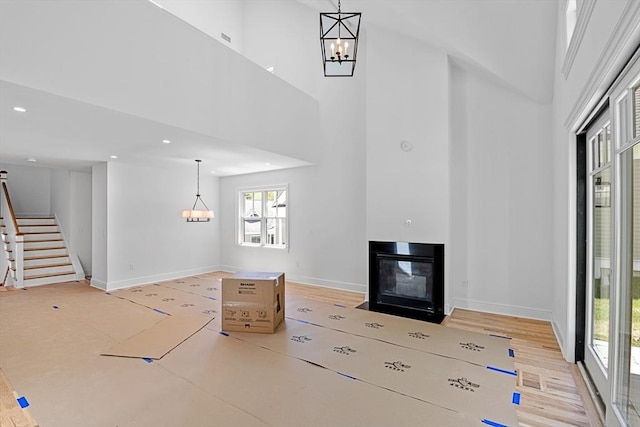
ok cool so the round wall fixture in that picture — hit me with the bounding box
[400,140,413,152]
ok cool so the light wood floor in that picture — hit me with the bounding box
[288,282,602,427]
[1,277,602,427]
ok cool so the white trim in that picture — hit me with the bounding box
[564,0,640,131]
[102,265,221,291]
[551,314,570,361]
[90,278,107,291]
[452,297,553,321]
[561,0,597,79]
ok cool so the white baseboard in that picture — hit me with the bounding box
[218,264,366,294]
[551,316,571,362]
[452,297,553,321]
[287,274,366,294]
[102,265,222,292]
[90,278,107,291]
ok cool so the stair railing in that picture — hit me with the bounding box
[0,171,24,288]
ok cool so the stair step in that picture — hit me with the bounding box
[24,240,64,250]
[23,247,67,257]
[25,267,74,279]
[23,272,77,287]
[24,255,71,268]
[24,231,62,242]
[16,217,56,226]
[24,262,72,271]
[25,254,70,261]
[19,226,59,233]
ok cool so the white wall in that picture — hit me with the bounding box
[70,171,92,274]
[103,161,220,290]
[50,169,71,241]
[91,163,108,289]
[0,163,51,215]
[365,25,451,305]
[451,63,554,320]
[242,0,319,99]
[152,0,244,54]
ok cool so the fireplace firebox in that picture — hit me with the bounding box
[368,241,444,323]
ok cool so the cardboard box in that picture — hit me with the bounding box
[222,272,285,333]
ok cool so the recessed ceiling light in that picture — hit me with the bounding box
[26,157,37,163]
[110,155,118,159]
[13,106,27,113]
[162,139,171,144]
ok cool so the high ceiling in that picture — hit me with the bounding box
[0,0,558,174]
[300,0,558,103]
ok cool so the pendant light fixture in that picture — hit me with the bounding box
[181,159,214,222]
[320,0,361,77]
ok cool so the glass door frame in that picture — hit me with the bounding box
[584,111,614,410]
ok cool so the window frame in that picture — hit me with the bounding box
[237,184,289,250]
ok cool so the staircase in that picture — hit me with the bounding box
[2,216,79,287]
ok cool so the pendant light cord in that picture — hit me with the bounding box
[196,159,201,196]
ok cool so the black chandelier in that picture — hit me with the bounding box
[320,0,361,77]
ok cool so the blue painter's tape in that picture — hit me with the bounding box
[337,372,357,380]
[52,305,59,309]
[153,308,168,315]
[219,331,229,336]
[334,304,346,308]
[508,348,515,358]
[208,297,217,300]
[489,333,512,339]
[17,396,29,408]
[481,419,507,427]
[296,319,310,324]
[142,358,153,363]
[512,392,521,405]
[487,366,517,376]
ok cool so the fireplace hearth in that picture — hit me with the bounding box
[365,241,445,324]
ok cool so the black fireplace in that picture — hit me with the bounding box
[368,241,445,323]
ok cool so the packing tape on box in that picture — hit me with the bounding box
[143,358,153,363]
[508,349,515,358]
[486,366,517,376]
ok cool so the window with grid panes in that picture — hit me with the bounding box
[239,187,287,248]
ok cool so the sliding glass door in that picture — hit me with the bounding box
[611,68,640,427]
[581,53,640,427]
